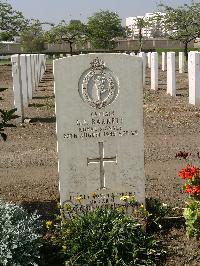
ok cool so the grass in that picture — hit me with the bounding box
[0,59,11,65]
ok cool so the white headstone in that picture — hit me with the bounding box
[188,52,200,105]
[179,52,185,73]
[167,52,176,96]
[138,52,146,87]
[147,52,151,68]
[20,54,29,107]
[36,54,40,86]
[162,52,166,71]
[31,55,36,90]
[25,55,33,100]
[151,52,158,90]
[11,54,24,122]
[54,54,145,207]
[38,54,44,80]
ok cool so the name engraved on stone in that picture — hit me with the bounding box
[63,110,138,140]
[78,57,119,109]
[87,142,117,189]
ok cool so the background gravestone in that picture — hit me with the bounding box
[54,53,145,207]
[20,54,29,107]
[11,54,24,123]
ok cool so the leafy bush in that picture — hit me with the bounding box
[48,205,164,265]
[146,198,170,231]
[183,199,200,238]
[0,200,43,266]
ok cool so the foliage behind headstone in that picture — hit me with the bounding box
[87,10,126,50]
[158,2,200,59]
[0,0,28,41]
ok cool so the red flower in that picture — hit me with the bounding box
[184,185,200,196]
[178,165,199,180]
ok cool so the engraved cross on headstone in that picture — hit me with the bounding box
[87,142,117,189]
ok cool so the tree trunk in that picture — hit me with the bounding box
[184,42,188,61]
[69,42,73,56]
[139,28,142,52]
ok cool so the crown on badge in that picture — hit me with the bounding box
[90,57,105,71]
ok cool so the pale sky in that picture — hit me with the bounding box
[6,0,195,25]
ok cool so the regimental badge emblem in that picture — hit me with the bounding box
[78,57,119,109]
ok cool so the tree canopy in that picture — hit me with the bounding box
[0,1,28,41]
[87,10,126,50]
[158,2,200,58]
[45,20,87,55]
[20,20,55,52]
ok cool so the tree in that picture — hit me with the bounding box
[0,1,28,41]
[135,17,149,52]
[21,20,54,53]
[45,20,87,55]
[147,13,167,39]
[87,10,126,50]
[158,2,200,60]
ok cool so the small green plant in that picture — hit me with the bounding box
[0,200,43,265]
[146,198,170,231]
[47,195,164,265]
[0,108,19,140]
[0,88,7,100]
[183,199,200,238]
[0,87,19,141]
[178,165,200,238]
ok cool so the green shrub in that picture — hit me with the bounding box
[146,198,170,231]
[183,199,200,238]
[0,200,43,266]
[48,206,163,265]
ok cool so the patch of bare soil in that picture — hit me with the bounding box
[0,63,199,265]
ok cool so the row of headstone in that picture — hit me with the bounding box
[147,51,185,74]
[52,54,69,59]
[11,54,47,122]
[146,51,200,106]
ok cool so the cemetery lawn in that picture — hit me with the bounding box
[0,63,199,265]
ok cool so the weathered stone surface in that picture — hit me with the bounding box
[188,52,200,105]
[54,53,145,207]
[167,52,176,96]
[11,54,24,122]
[20,54,29,107]
[151,52,158,90]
